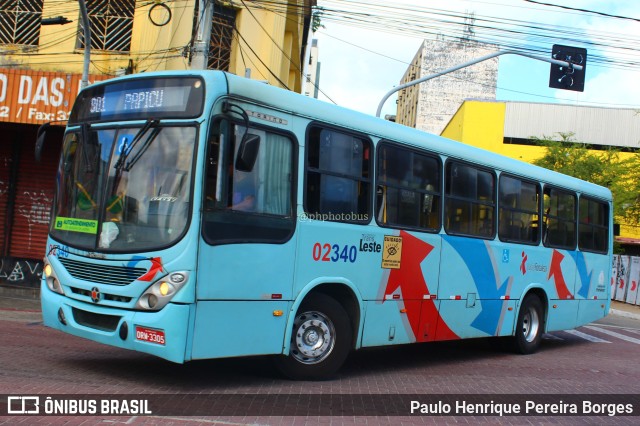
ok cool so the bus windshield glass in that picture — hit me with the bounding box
[50,123,196,252]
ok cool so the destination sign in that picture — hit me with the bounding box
[69,77,204,124]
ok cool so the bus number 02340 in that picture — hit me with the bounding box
[312,243,357,263]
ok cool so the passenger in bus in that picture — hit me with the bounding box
[231,171,256,212]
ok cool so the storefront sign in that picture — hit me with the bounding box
[0,68,110,125]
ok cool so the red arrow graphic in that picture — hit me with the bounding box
[384,231,458,341]
[548,250,573,299]
[138,257,164,282]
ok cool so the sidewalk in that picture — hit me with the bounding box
[0,286,42,322]
[609,299,640,321]
[2,284,640,321]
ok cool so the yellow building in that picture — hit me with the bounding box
[441,99,640,252]
[0,0,314,91]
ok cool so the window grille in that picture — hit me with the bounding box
[208,5,236,71]
[0,0,43,46]
[77,0,135,52]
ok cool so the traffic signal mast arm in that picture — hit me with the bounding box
[375,49,584,118]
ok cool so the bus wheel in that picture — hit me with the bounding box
[275,293,352,380]
[512,293,544,354]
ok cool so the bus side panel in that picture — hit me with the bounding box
[296,223,447,347]
[295,221,388,301]
[528,248,579,331]
[436,299,516,339]
[367,230,445,344]
[297,222,393,348]
[546,249,578,301]
[437,300,483,339]
[571,251,610,301]
[439,236,514,338]
[196,242,297,300]
[489,243,549,336]
[361,300,422,347]
[545,300,579,332]
[496,299,517,336]
[574,250,611,327]
[191,300,291,359]
[576,300,608,327]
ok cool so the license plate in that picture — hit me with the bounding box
[135,326,166,345]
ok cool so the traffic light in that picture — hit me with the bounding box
[549,44,587,92]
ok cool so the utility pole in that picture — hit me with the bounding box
[78,0,91,89]
[376,49,584,118]
[191,0,215,70]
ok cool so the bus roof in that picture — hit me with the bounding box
[221,72,611,201]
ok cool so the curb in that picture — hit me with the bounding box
[0,285,39,299]
[610,308,640,321]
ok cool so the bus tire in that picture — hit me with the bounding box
[275,293,352,380]
[512,293,544,354]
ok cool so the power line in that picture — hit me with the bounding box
[297,1,640,108]
[240,0,338,104]
[234,28,292,90]
[523,0,640,23]
[256,0,640,72]
[234,31,269,81]
[4,0,638,111]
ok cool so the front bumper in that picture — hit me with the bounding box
[41,282,191,363]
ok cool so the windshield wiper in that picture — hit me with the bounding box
[113,119,159,172]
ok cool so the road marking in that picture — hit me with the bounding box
[563,329,611,343]
[108,418,268,425]
[103,417,138,424]
[584,325,640,345]
[542,333,564,340]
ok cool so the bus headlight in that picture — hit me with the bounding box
[135,271,189,311]
[43,258,65,295]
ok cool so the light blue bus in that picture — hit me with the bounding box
[39,71,612,379]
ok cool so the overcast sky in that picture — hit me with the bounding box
[312,0,640,118]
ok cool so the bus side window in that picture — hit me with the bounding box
[445,161,495,238]
[578,197,608,253]
[376,142,441,232]
[543,187,576,249]
[498,175,540,244]
[305,126,371,223]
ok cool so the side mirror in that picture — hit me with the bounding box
[235,133,260,172]
[35,123,51,162]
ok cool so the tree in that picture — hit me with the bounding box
[532,132,640,226]
[311,7,325,33]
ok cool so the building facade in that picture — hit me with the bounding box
[396,38,498,135]
[0,0,315,288]
[303,39,320,98]
[441,99,640,253]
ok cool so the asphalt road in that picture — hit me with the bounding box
[0,293,639,425]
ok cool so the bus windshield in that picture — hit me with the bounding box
[50,123,197,252]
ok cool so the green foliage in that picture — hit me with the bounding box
[312,7,325,32]
[532,132,640,225]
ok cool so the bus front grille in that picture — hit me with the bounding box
[59,258,147,286]
[70,287,133,303]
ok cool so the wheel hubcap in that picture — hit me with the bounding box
[291,311,335,364]
[522,306,540,343]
